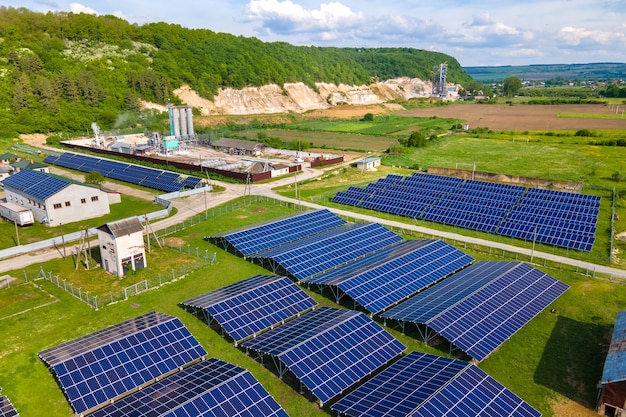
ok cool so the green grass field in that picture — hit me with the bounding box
[0,198,623,417]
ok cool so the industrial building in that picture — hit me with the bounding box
[96,218,146,277]
[1,169,110,227]
[598,310,626,416]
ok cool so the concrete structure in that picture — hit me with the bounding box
[270,163,290,178]
[96,218,146,277]
[598,311,626,416]
[212,138,264,156]
[356,157,381,171]
[1,170,110,227]
[111,142,133,154]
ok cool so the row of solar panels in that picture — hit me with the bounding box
[207,209,568,363]
[181,275,542,416]
[0,397,18,417]
[43,152,203,193]
[37,312,289,416]
[331,172,600,251]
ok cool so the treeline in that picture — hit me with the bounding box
[0,7,472,138]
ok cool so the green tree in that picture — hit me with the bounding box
[502,76,522,97]
[85,170,105,186]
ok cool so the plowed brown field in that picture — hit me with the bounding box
[399,104,626,130]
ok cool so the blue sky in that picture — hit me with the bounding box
[7,0,626,67]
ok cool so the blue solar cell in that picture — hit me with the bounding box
[242,307,405,405]
[89,359,289,417]
[414,364,541,417]
[44,152,192,193]
[383,261,568,362]
[333,351,541,417]
[1,169,70,201]
[252,222,404,281]
[38,312,207,414]
[209,209,347,257]
[0,396,19,417]
[309,240,473,314]
[181,275,317,343]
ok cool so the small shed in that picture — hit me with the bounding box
[96,218,146,277]
[111,142,133,154]
[270,163,290,178]
[598,310,626,416]
[356,156,381,171]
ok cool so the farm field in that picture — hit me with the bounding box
[0,198,620,417]
[399,104,626,131]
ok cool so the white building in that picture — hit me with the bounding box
[96,217,146,277]
[0,169,110,227]
[356,156,381,171]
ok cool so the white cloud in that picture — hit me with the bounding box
[69,2,97,15]
[557,26,621,47]
[245,0,364,34]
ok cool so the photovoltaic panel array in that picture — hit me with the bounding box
[601,310,626,384]
[181,275,317,343]
[38,312,207,414]
[207,209,347,257]
[497,187,600,251]
[382,261,568,361]
[331,352,541,417]
[89,359,289,417]
[0,396,18,417]
[242,307,405,405]
[332,172,600,251]
[44,152,203,193]
[307,240,474,314]
[1,169,70,200]
[251,222,404,281]
[422,181,525,233]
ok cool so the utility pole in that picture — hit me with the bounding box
[13,214,19,246]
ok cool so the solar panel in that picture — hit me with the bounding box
[181,275,317,343]
[331,172,600,252]
[309,240,473,314]
[382,261,517,324]
[89,359,289,417]
[601,311,626,384]
[45,152,195,193]
[1,169,70,201]
[413,360,541,417]
[38,312,207,414]
[242,307,405,405]
[383,262,568,361]
[332,352,541,417]
[331,352,466,417]
[252,223,404,281]
[0,396,18,417]
[208,209,347,257]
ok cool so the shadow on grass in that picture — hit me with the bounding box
[535,315,612,408]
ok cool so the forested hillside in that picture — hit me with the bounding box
[0,7,472,138]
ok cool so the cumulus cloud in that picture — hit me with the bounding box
[69,2,97,15]
[448,13,534,48]
[245,0,364,34]
[557,26,624,48]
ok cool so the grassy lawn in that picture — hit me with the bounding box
[0,197,624,417]
[0,281,57,320]
[559,112,625,119]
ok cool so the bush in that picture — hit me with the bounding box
[575,129,595,137]
[361,113,374,122]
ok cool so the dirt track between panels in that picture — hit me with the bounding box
[399,104,626,130]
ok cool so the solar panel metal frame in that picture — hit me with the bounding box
[38,311,207,414]
[0,396,19,417]
[210,209,347,257]
[88,358,289,417]
[181,275,317,343]
[383,261,568,362]
[251,222,404,281]
[242,307,405,405]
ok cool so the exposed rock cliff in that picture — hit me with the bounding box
[154,77,456,116]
